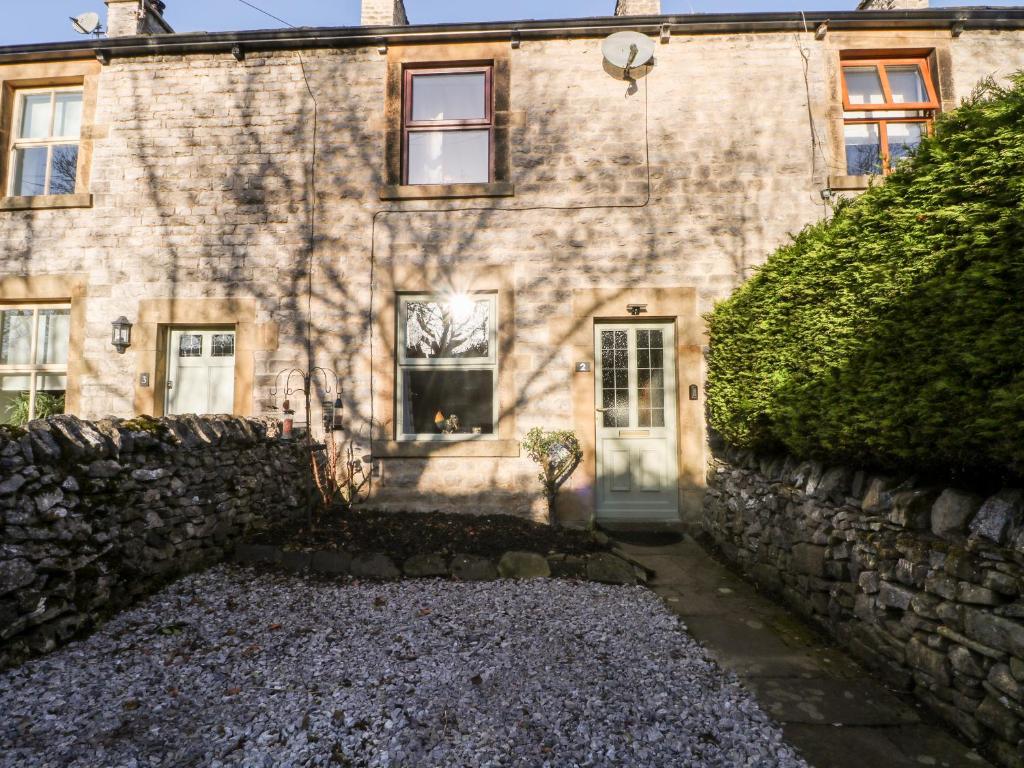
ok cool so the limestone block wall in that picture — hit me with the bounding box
[704,445,1024,768]
[0,415,305,670]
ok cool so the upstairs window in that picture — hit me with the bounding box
[841,58,938,176]
[403,66,493,185]
[8,87,83,197]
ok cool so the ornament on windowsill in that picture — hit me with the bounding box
[434,410,460,434]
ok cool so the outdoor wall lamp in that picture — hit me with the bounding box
[111,316,133,354]
[627,304,648,316]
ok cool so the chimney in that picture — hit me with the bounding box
[105,0,174,37]
[856,0,928,9]
[614,0,661,15]
[361,0,409,26]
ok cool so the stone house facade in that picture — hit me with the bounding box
[0,0,1022,524]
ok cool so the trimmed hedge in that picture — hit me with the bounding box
[707,75,1024,483]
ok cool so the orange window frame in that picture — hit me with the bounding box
[841,57,938,175]
[840,57,938,112]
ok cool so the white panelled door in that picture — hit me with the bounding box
[594,323,679,521]
[166,328,236,416]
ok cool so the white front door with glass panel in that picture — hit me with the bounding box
[594,323,679,521]
[166,329,236,416]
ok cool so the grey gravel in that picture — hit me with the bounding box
[0,566,808,767]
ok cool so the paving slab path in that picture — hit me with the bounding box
[610,529,994,768]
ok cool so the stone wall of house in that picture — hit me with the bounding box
[0,414,305,670]
[2,23,1024,520]
[703,445,1024,768]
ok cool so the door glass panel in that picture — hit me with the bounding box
[411,73,486,121]
[844,123,882,175]
[36,309,70,364]
[637,329,666,428]
[0,309,34,365]
[407,129,490,185]
[888,122,926,167]
[404,299,489,359]
[844,67,885,105]
[19,93,51,139]
[211,333,235,358]
[178,333,202,357]
[886,65,928,104]
[600,330,629,428]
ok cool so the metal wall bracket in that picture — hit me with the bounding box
[815,21,828,40]
[510,31,520,49]
[232,44,245,61]
[96,49,111,65]
[660,24,670,44]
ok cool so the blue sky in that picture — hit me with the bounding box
[3,0,1020,46]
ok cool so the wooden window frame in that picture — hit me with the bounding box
[401,64,495,186]
[7,85,84,197]
[841,57,938,176]
[395,292,499,442]
[0,302,70,423]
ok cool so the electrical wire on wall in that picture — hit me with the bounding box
[235,0,319,417]
[798,10,833,218]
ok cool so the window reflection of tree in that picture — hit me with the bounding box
[405,301,488,359]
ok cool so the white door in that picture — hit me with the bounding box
[166,328,236,416]
[594,323,679,521]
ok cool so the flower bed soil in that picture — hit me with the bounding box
[251,508,608,562]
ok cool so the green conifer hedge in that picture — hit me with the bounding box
[706,75,1024,482]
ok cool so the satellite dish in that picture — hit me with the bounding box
[71,12,102,36]
[602,31,655,78]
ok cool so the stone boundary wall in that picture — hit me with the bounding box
[703,445,1024,768]
[0,414,305,669]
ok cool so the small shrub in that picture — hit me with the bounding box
[522,427,583,526]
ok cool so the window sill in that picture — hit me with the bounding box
[379,182,514,201]
[0,194,93,211]
[828,175,880,192]
[371,438,521,458]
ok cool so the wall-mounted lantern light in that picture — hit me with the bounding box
[111,316,133,354]
[627,304,648,316]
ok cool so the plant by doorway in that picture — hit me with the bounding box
[522,427,583,527]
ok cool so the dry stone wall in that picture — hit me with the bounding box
[0,414,304,669]
[703,445,1024,768]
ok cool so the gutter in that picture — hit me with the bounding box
[0,9,1021,64]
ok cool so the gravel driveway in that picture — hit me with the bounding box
[0,566,807,767]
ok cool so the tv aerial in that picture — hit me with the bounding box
[601,30,655,80]
[70,12,104,37]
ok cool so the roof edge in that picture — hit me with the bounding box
[0,8,1022,64]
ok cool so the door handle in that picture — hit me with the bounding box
[167,380,173,390]
[595,408,608,413]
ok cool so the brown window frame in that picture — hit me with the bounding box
[401,64,495,186]
[841,56,939,176]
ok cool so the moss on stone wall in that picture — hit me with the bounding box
[706,74,1024,484]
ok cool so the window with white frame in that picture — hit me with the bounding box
[0,304,70,425]
[397,293,497,438]
[8,87,83,197]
